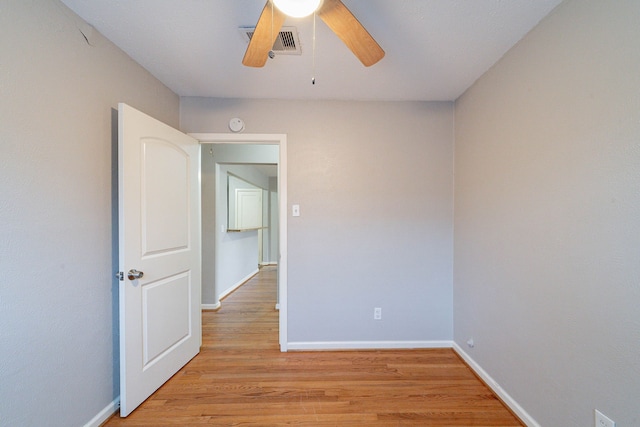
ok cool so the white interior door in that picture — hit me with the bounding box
[118,103,201,416]
[235,188,263,229]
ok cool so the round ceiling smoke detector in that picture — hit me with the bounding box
[228,118,245,133]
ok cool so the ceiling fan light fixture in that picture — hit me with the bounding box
[272,0,322,18]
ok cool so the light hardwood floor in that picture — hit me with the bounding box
[104,266,523,426]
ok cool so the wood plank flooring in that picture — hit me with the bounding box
[104,266,523,426]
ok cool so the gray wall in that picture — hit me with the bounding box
[9,1,634,425]
[0,1,179,426]
[182,98,454,344]
[453,0,640,425]
[268,177,279,264]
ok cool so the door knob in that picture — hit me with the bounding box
[127,269,144,280]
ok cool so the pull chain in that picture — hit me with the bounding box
[268,1,275,60]
[312,11,316,85]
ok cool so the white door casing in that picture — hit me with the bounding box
[190,133,288,351]
[118,103,201,416]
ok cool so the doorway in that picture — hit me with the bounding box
[191,133,288,351]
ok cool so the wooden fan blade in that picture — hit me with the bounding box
[242,1,287,67]
[317,0,384,67]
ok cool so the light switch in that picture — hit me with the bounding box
[292,204,300,217]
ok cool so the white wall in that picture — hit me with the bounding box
[454,0,640,425]
[0,1,179,426]
[182,98,454,346]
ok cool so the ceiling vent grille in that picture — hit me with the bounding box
[240,26,302,55]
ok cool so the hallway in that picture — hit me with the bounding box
[105,266,522,426]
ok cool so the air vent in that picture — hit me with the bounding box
[239,26,302,55]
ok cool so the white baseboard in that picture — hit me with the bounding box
[452,342,539,427]
[218,268,259,301]
[286,340,454,351]
[201,302,221,310]
[260,261,278,266]
[83,397,119,427]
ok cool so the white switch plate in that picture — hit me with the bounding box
[374,307,382,320]
[595,409,615,427]
[292,204,300,217]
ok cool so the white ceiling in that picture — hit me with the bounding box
[60,0,563,102]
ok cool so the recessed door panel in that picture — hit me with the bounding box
[142,139,190,256]
[142,272,191,366]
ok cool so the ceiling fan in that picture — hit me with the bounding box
[243,0,385,68]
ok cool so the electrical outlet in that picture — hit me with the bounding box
[595,409,615,427]
[374,307,382,320]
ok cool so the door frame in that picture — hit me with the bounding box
[190,133,288,352]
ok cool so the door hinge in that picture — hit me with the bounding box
[116,271,124,281]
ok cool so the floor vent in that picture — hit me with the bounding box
[240,26,302,55]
